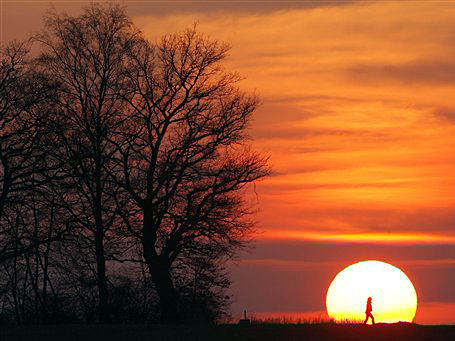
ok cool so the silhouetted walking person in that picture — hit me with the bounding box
[364,297,375,324]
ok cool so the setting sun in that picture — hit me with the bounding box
[326,260,418,323]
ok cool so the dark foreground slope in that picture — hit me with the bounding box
[2,323,455,341]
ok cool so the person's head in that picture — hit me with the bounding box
[368,297,372,302]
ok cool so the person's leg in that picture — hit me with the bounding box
[364,314,368,324]
[371,314,375,325]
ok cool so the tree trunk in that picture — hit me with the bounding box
[94,150,109,324]
[94,182,109,323]
[147,255,182,323]
[142,211,182,323]
[95,224,109,323]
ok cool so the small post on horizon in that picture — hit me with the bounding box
[239,309,251,325]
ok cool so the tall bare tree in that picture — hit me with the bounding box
[109,28,269,322]
[0,42,67,324]
[35,4,141,323]
[0,42,58,264]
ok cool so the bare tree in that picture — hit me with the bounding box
[0,42,59,265]
[0,42,66,324]
[35,4,141,323]
[109,28,269,322]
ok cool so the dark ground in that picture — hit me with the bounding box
[2,323,455,341]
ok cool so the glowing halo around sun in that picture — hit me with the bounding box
[326,260,417,323]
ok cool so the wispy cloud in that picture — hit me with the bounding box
[347,59,455,86]
[260,230,455,244]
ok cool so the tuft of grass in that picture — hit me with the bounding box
[246,314,363,325]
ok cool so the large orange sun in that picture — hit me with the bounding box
[326,260,417,323]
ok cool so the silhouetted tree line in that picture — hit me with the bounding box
[0,4,268,324]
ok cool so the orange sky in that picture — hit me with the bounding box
[3,0,455,324]
[132,2,455,241]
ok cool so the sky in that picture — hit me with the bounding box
[3,0,455,324]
